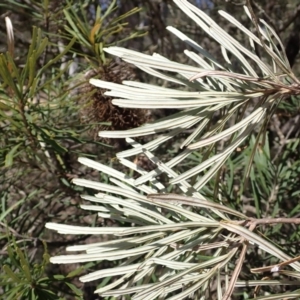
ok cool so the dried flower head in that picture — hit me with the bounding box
[80,60,148,150]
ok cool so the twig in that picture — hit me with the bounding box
[189,70,300,94]
[279,5,300,32]
[251,0,278,32]
[223,223,256,300]
[251,254,300,274]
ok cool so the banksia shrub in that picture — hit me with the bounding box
[46,0,300,299]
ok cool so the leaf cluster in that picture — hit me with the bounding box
[0,238,83,300]
[46,1,300,299]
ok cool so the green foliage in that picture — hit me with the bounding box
[63,0,145,65]
[0,25,77,167]
[0,0,144,298]
[0,238,83,300]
